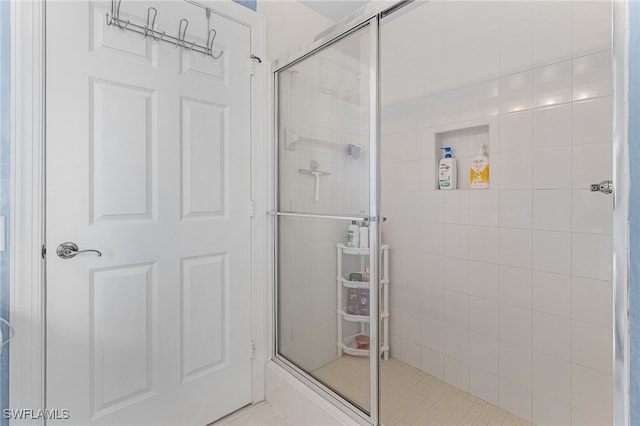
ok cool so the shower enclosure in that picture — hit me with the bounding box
[273,1,616,425]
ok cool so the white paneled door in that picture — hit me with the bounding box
[46,1,252,424]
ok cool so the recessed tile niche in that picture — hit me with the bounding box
[434,124,491,190]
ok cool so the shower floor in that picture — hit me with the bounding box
[313,356,533,426]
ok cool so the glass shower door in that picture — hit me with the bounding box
[274,22,379,418]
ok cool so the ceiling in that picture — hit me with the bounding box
[299,0,370,22]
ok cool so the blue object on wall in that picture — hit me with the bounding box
[0,0,10,424]
[630,0,640,423]
[232,0,256,11]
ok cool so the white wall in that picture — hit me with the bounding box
[258,0,333,61]
[381,1,613,425]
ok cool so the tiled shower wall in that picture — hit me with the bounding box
[381,1,613,424]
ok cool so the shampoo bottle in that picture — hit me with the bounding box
[470,144,490,189]
[347,220,360,248]
[439,147,457,190]
[359,221,369,249]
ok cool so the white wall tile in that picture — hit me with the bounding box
[500,304,532,348]
[500,110,533,152]
[444,356,470,392]
[469,261,500,301]
[533,312,570,360]
[421,316,444,353]
[500,228,533,269]
[422,190,445,222]
[572,233,612,281]
[470,297,500,338]
[500,266,532,309]
[382,162,421,192]
[470,190,500,227]
[470,332,499,374]
[469,226,500,264]
[572,276,613,328]
[532,351,571,403]
[500,379,533,422]
[470,367,500,406]
[572,320,612,374]
[421,346,444,380]
[572,0,612,57]
[392,248,422,283]
[442,86,470,124]
[533,148,572,190]
[443,290,470,329]
[533,1,572,67]
[571,407,612,426]
[500,341,531,389]
[499,151,533,190]
[533,392,571,426]
[500,190,533,229]
[533,104,571,149]
[571,364,613,422]
[573,50,613,101]
[572,97,613,146]
[533,230,572,275]
[444,257,470,294]
[401,339,422,369]
[444,323,470,363]
[572,143,612,189]
[421,96,445,129]
[499,1,534,75]
[444,224,470,259]
[422,254,445,289]
[469,80,500,120]
[532,271,571,318]
[500,71,533,113]
[381,130,423,164]
[444,190,470,224]
[534,60,572,108]
[572,189,612,235]
[533,189,572,232]
[421,222,445,255]
[383,191,422,223]
[422,284,445,320]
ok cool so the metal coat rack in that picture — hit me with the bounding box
[106,0,223,59]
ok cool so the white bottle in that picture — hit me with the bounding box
[347,220,360,248]
[439,147,457,190]
[359,221,369,249]
[470,144,490,189]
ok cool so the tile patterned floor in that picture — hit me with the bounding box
[211,357,533,426]
[211,402,291,426]
[314,356,533,426]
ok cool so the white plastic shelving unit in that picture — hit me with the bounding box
[336,243,389,360]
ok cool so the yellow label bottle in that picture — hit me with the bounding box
[470,144,489,189]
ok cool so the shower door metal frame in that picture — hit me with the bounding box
[270,2,410,424]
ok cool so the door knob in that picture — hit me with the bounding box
[56,242,102,259]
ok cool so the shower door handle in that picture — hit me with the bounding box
[56,242,102,259]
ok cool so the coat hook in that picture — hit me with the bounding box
[206,29,223,59]
[106,0,122,26]
[144,7,157,37]
[206,29,216,54]
[178,18,189,47]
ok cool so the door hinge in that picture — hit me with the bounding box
[250,340,256,359]
[41,244,46,259]
[249,200,255,218]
